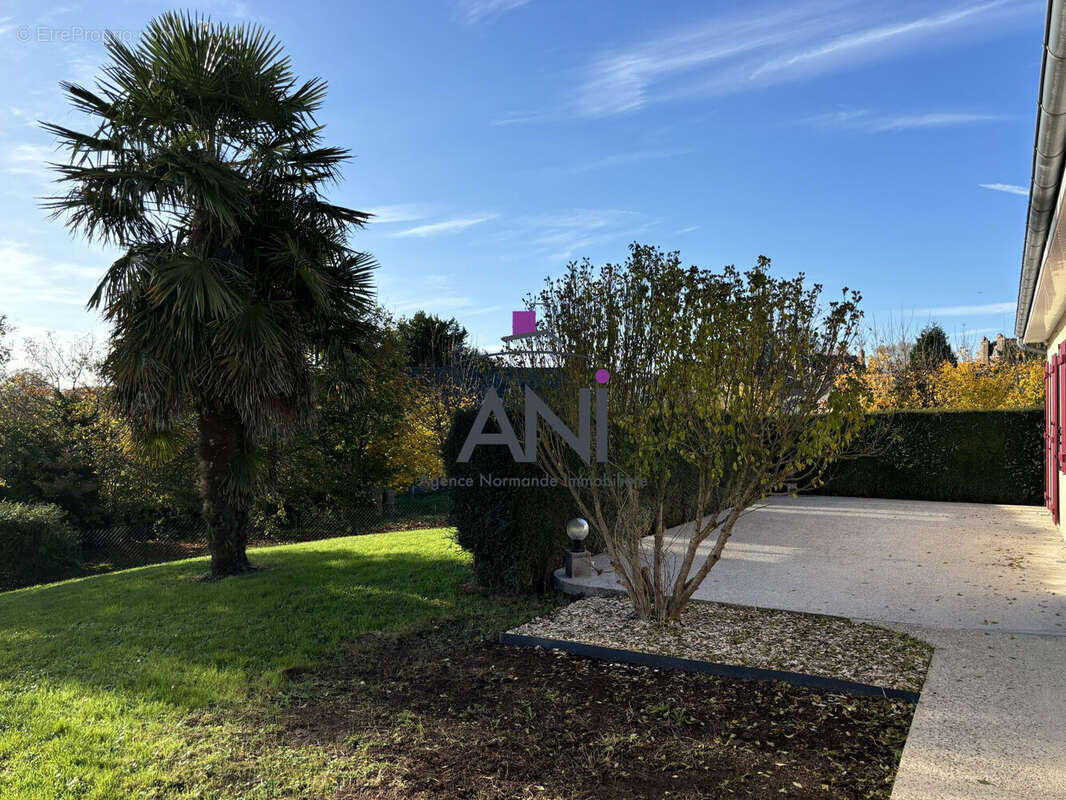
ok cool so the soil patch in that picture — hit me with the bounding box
[282,621,915,799]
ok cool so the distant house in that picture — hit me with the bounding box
[1016,2,1066,526]
[972,333,1019,366]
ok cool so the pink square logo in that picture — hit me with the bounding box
[512,310,536,336]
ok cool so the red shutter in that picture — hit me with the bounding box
[1059,343,1066,472]
[1051,354,1060,524]
[1046,361,1053,511]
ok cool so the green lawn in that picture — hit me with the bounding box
[0,529,555,799]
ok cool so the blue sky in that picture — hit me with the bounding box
[0,0,1047,362]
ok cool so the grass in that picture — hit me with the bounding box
[78,491,452,577]
[0,528,555,799]
[0,526,915,799]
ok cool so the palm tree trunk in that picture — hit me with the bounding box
[198,402,252,576]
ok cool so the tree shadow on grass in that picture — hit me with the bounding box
[0,530,539,712]
[0,530,562,799]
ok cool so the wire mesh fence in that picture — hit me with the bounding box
[80,492,451,574]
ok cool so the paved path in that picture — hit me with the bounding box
[557,495,1066,799]
[885,625,1066,800]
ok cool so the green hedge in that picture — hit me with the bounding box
[0,501,83,591]
[443,407,699,594]
[818,409,1043,505]
[443,408,591,594]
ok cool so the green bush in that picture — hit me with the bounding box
[443,407,700,594]
[0,501,83,591]
[443,407,591,594]
[818,408,1043,505]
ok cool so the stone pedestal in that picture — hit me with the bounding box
[564,549,592,578]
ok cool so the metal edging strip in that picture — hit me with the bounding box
[497,632,921,703]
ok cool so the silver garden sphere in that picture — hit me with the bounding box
[566,518,590,551]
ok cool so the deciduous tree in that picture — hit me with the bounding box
[520,244,865,623]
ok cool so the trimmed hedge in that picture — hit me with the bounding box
[444,407,699,594]
[443,408,591,594]
[0,501,83,591]
[818,408,1043,505]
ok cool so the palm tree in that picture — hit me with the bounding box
[44,13,375,576]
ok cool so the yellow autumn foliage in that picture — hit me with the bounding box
[927,359,1043,410]
[859,350,909,410]
[367,378,478,491]
[854,357,1043,411]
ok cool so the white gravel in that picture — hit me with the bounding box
[511,595,932,692]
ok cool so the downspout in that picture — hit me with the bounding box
[1017,0,1066,342]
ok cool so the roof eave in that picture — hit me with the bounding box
[1017,0,1066,343]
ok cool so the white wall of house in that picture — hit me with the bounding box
[1047,321,1066,531]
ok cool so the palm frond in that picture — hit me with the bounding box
[43,9,377,449]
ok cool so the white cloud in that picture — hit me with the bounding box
[489,110,556,126]
[865,112,1005,131]
[390,295,478,313]
[803,109,871,127]
[376,270,507,322]
[751,0,1013,80]
[389,296,507,316]
[8,106,46,128]
[0,240,112,369]
[979,182,1028,196]
[364,204,429,224]
[380,207,656,338]
[564,148,690,174]
[393,215,497,238]
[0,239,103,308]
[801,109,1006,132]
[675,225,701,234]
[508,208,656,261]
[3,142,57,184]
[913,301,1015,316]
[457,0,531,24]
[955,326,1005,336]
[551,1,1029,119]
[6,143,54,167]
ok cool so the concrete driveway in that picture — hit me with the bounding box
[557,495,1066,800]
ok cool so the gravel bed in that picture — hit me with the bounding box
[510,595,933,692]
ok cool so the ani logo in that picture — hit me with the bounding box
[456,310,610,464]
